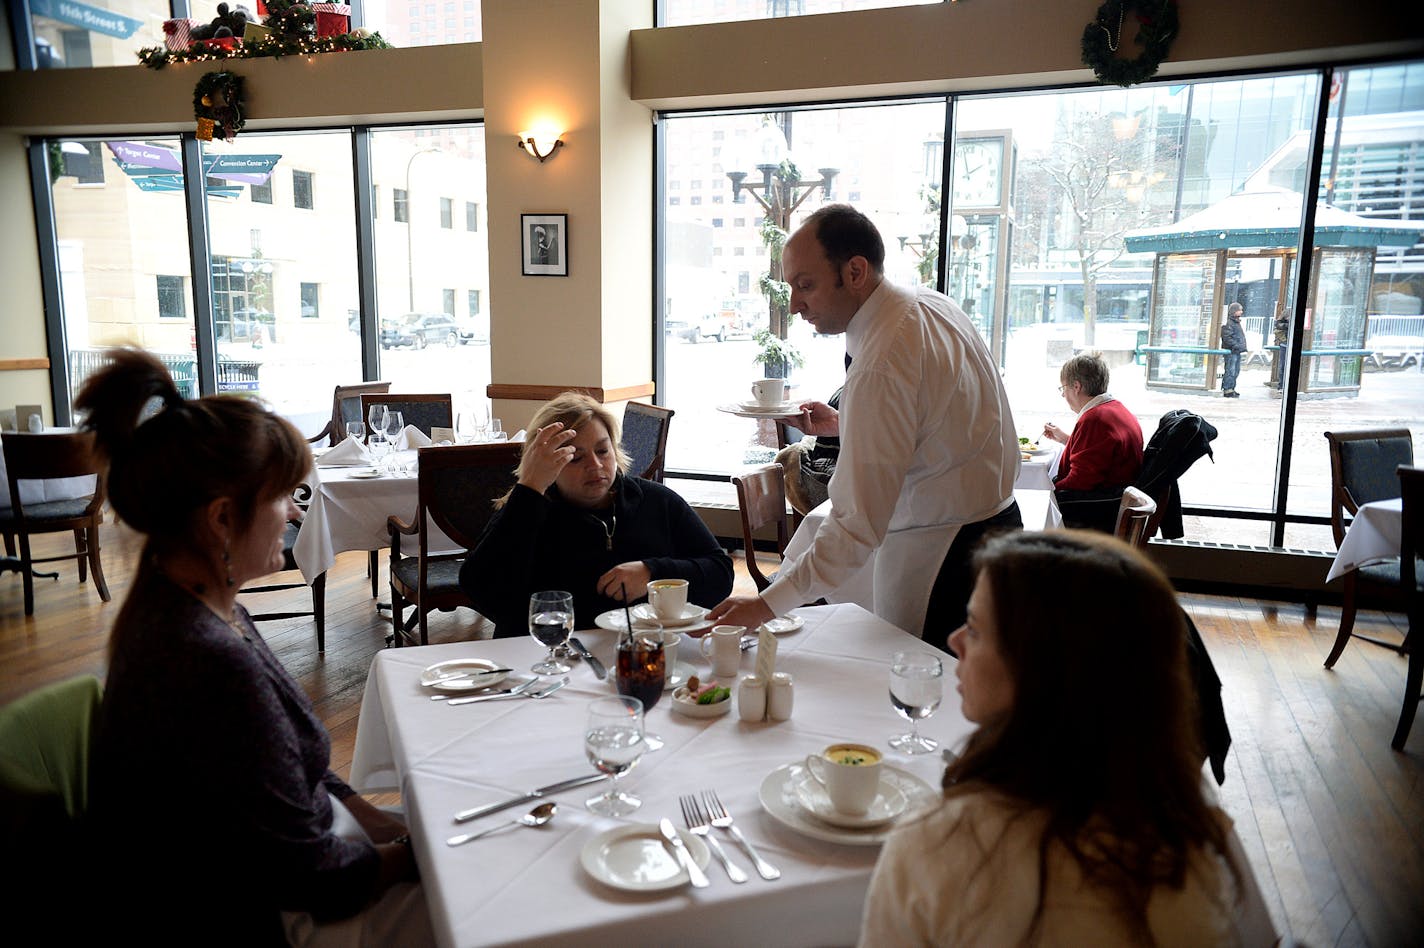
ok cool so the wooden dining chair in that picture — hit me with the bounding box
[237,483,327,652]
[1113,486,1158,550]
[1393,464,1422,750]
[0,432,110,616]
[732,463,791,593]
[620,402,675,482]
[1323,428,1413,668]
[360,392,454,440]
[386,442,521,646]
[307,381,391,446]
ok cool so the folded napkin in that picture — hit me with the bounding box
[316,435,371,467]
[394,425,432,451]
[510,429,527,443]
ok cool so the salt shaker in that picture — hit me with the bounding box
[737,675,766,722]
[767,672,794,721]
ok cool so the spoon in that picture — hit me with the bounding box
[446,802,558,847]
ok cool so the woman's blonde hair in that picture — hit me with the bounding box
[494,392,631,507]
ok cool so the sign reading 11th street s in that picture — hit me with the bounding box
[30,0,142,39]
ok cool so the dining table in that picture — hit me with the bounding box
[350,601,971,948]
[1325,497,1403,583]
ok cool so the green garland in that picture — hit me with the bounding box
[194,71,245,141]
[1081,0,1179,88]
[138,30,391,69]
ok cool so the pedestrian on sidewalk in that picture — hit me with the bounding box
[1220,303,1247,398]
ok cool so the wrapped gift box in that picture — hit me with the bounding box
[162,18,201,52]
[312,3,351,38]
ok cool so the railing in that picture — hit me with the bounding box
[68,349,261,400]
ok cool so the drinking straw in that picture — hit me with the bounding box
[621,584,634,640]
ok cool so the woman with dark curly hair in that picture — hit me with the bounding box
[81,348,430,946]
[860,530,1273,946]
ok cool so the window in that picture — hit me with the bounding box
[466,201,479,231]
[467,289,481,316]
[442,288,456,315]
[300,282,320,318]
[250,178,273,204]
[394,188,409,222]
[156,276,186,319]
[292,170,314,209]
[440,196,453,228]
[58,142,104,184]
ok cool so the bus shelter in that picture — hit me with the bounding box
[1124,187,1421,396]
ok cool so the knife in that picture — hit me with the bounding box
[659,818,709,888]
[430,667,514,683]
[454,772,607,823]
[567,637,607,680]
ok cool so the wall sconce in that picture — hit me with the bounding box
[517,131,564,163]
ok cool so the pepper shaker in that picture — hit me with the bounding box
[767,672,794,721]
[737,675,766,722]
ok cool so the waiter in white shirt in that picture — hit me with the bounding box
[708,205,1021,651]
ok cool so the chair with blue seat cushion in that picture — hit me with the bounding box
[1323,428,1414,668]
[621,402,675,483]
[387,442,522,645]
[1,432,111,616]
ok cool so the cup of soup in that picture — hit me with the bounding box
[647,578,689,621]
[804,743,883,815]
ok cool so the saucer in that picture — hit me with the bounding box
[631,602,708,629]
[596,607,713,635]
[716,403,805,420]
[759,613,804,635]
[580,824,711,892]
[738,400,798,413]
[791,770,908,829]
[758,762,937,846]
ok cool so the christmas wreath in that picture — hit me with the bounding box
[194,70,246,142]
[1081,0,1179,88]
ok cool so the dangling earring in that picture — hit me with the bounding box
[223,540,234,588]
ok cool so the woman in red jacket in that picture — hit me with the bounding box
[1043,353,1144,530]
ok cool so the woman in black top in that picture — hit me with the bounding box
[460,392,733,636]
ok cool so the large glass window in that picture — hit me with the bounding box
[369,125,491,423]
[661,101,947,474]
[362,0,480,47]
[51,137,197,400]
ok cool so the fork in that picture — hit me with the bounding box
[702,789,780,880]
[680,794,747,883]
[430,678,537,701]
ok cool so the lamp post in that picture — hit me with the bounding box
[405,146,440,313]
[897,232,938,286]
[725,121,838,340]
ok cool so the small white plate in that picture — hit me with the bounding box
[580,823,711,892]
[669,685,733,718]
[347,468,384,479]
[596,608,714,635]
[628,602,708,629]
[758,762,937,846]
[759,613,804,635]
[791,770,908,829]
[420,658,510,692]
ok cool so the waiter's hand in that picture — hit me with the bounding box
[794,401,840,438]
[705,595,774,635]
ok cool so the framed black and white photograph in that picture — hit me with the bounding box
[521,213,567,276]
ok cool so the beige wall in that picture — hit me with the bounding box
[0,130,54,418]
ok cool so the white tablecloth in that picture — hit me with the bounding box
[1325,498,1403,582]
[781,487,1063,614]
[0,429,96,513]
[350,602,971,948]
[293,452,458,583]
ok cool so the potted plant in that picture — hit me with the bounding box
[752,328,803,380]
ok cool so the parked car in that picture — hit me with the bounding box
[381,312,460,349]
[456,316,489,345]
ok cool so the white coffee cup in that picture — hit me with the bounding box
[642,628,681,683]
[646,578,689,621]
[750,378,787,407]
[804,743,883,816]
[699,624,744,678]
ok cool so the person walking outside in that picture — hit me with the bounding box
[1220,302,1248,398]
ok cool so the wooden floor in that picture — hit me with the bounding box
[2,521,1421,946]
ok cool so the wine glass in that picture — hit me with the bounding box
[345,420,365,444]
[456,411,479,444]
[367,405,388,461]
[488,418,507,442]
[529,591,574,675]
[617,621,666,750]
[888,650,943,754]
[382,410,405,471]
[584,695,646,817]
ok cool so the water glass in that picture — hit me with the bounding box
[345,421,365,444]
[888,650,943,754]
[584,695,646,817]
[529,591,574,675]
[488,418,507,442]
